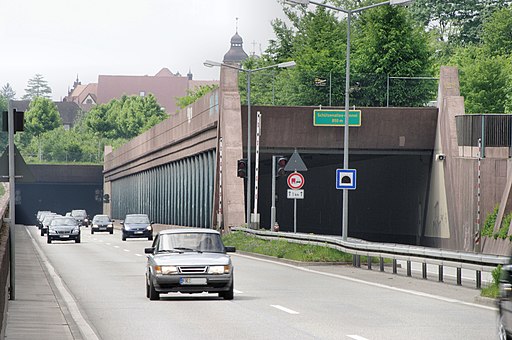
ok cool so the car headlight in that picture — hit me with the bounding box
[146,225,152,231]
[154,265,178,275]
[124,225,131,230]
[93,224,98,228]
[208,265,231,274]
[108,224,113,228]
[84,219,88,222]
[72,227,80,233]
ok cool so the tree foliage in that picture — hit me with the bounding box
[24,97,62,136]
[0,83,16,100]
[176,84,219,109]
[22,74,52,100]
[80,93,166,140]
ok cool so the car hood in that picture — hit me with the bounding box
[152,252,230,266]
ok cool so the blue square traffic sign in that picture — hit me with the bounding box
[336,169,356,190]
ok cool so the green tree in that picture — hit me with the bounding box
[411,0,512,46]
[351,5,434,106]
[24,97,62,136]
[482,7,512,56]
[81,93,166,140]
[22,74,52,100]
[0,83,16,100]
[176,84,219,109]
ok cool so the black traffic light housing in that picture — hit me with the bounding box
[237,159,247,178]
[276,157,288,177]
[2,108,24,133]
[103,194,110,203]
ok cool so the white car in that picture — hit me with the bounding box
[145,229,235,301]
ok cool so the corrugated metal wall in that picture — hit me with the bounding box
[110,150,216,228]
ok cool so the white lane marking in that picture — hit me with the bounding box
[234,253,497,311]
[113,245,120,248]
[106,243,111,246]
[347,335,369,340]
[271,305,299,315]
[135,254,143,257]
[26,228,100,340]
[123,249,130,252]
[234,289,244,294]
[98,239,104,242]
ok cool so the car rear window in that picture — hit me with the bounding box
[125,216,149,224]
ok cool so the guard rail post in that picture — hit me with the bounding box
[407,261,412,277]
[379,257,384,272]
[367,256,372,270]
[456,268,462,285]
[422,263,427,279]
[392,259,397,274]
[438,265,444,282]
[476,270,482,289]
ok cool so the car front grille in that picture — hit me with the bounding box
[178,266,207,274]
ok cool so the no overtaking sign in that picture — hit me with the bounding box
[287,172,304,190]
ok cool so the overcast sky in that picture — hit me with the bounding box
[0,0,287,100]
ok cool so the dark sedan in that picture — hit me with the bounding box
[91,214,114,234]
[145,228,235,301]
[47,216,81,244]
[121,214,153,241]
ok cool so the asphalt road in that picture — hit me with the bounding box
[28,226,499,340]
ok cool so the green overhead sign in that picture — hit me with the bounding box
[313,109,361,127]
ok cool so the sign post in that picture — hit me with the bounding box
[287,172,305,233]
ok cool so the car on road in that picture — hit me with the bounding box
[36,210,51,228]
[144,228,236,301]
[91,214,114,234]
[47,216,81,244]
[121,214,153,241]
[499,264,512,339]
[40,213,58,236]
[71,209,90,227]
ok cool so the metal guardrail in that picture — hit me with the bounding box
[232,227,510,289]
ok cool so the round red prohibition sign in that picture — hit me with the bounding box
[287,172,305,190]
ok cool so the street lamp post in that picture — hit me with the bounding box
[204,60,296,226]
[286,0,413,241]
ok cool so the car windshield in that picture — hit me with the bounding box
[51,218,77,227]
[158,233,224,253]
[125,216,149,224]
[93,216,111,223]
[42,215,57,224]
[72,210,87,218]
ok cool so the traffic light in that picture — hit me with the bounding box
[237,159,247,178]
[103,194,110,203]
[276,157,288,177]
[2,108,24,133]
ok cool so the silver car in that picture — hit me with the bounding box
[47,216,81,244]
[145,229,235,301]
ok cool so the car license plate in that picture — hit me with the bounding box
[180,277,207,285]
[135,231,143,234]
[99,227,106,230]
[60,235,69,238]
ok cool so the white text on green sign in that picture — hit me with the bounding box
[313,109,361,127]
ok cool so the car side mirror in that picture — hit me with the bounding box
[120,221,124,225]
[225,246,236,253]
[144,247,155,254]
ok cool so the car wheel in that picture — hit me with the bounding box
[220,280,234,300]
[499,314,510,340]
[41,229,45,237]
[109,228,113,235]
[91,229,94,235]
[148,235,153,241]
[148,279,160,301]
[75,236,81,244]
[122,234,126,241]
[47,236,51,244]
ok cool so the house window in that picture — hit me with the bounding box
[86,98,93,104]
[140,91,145,97]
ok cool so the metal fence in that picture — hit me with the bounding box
[233,227,510,289]
[111,150,216,228]
[456,114,512,149]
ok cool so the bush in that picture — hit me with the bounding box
[481,265,502,298]
[482,205,499,237]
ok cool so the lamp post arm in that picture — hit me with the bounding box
[307,0,349,13]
